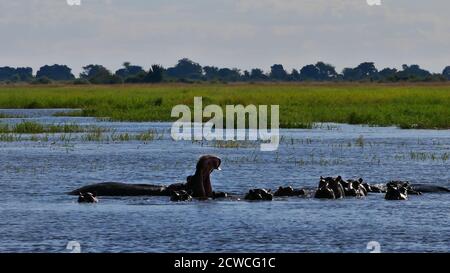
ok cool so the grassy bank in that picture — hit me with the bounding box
[0,83,449,129]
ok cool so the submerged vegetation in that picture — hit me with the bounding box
[0,83,449,129]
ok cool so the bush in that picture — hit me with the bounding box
[73,78,90,85]
[31,77,52,85]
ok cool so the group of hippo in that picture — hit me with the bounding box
[72,155,449,203]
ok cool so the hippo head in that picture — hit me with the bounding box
[170,190,193,202]
[78,192,98,203]
[318,177,328,188]
[245,189,273,201]
[274,186,294,197]
[188,155,221,198]
[196,155,222,174]
[385,184,408,200]
[351,180,361,189]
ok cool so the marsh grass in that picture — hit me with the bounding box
[136,129,163,141]
[211,140,258,149]
[0,121,105,134]
[355,135,365,147]
[0,113,24,119]
[52,110,84,117]
[81,128,104,141]
[0,84,449,129]
[394,151,449,162]
[108,129,163,142]
[409,151,449,162]
[0,133,20,142]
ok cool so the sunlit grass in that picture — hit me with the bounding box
[0,83,449,129]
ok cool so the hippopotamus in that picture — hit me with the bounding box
[387,181,422,195]
[69,155,222,199]
[340,178,366,197]
[384,181,449,194]
[170,190,193,202]
[78,192,98,203]
[314,178,336,199]
[274,186,306,197]
[410,184,450,193]
[314,176,345,199]
[314,185,335,199]
[362,182,384,193]
[245,189,273,201]
[326,176,345,198]
[212,191,229,199]
[385,183,408,200]
[349,178,368,197]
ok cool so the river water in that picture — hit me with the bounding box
[0,109,449,253]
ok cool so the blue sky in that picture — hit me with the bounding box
[0,0,449,75]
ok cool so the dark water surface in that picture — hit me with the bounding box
[0,109,449,253]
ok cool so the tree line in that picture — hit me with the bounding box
[1,58,450,84]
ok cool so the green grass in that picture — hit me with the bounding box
[0,121,103,134]
[0,83,449,129]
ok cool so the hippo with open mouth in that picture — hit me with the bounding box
[69,155,222,199]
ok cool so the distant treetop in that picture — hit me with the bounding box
[0,59,448,84]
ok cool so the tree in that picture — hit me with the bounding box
[315,62,338,80]
[203,66,220,81]
[242,70,251,81]
[270,64,288,81]
[357,62,378,79]
[0,67,33,82]
[217,68,241,82]
[378,68,397,81]
[81,64,122,84]
[290,69,300,81]
[145,65,165,83]
[166,58,203,80]
[443,66,450,80]
[396,64,431,81]
[343,62,378,81]
[36,64,75,81]
[31,76,52,85]
[300,64,320,81]
[16,67,34,81]
[115,62,145,79]
[250,68,268,81]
